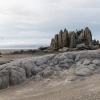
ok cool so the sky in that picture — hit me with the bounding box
[0,0,100,49]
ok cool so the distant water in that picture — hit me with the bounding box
[0,45,48,49]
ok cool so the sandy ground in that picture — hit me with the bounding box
[0,54,34,61]
[0,49,48,62]
[0,73,100,100]
[0,49,100,100]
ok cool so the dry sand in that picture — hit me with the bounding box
[0,73,100,100]
[0,49,42,62]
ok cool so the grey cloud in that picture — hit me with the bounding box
[0,0,100,48]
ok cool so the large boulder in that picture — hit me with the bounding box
[62,47,69,52]
[9,67,26,86]
[20,59,37,78]
[58,47,69,52]
[76,43,89,50]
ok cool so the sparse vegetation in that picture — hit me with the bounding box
[75,29,83,36]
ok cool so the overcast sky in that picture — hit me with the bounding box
[0,0,100,49]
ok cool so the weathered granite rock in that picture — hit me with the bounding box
[43,69,54,78]
[69,31,76,48]
[89,40,95,45]
[89,45,100,50]
[62,28,68,47]
[1,50,100,90]
[20,60,37,78]
[84,27,92,45]
[50,38,55,49]
[0,61,10,65]
[34,74,42,81]
[54,34,58,48]
[32,67,43,75]
[78,27,92,45]
[74,58,97,76]
[58,49,63,52]
[9,67,26,86]
[49,27,99,51]
[76,43,89,50]
[58,47,69,52]
[62,47,69,52]
[0,69,9,89]
[58,30,63,48]
[78,32,85,44]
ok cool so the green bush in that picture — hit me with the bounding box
[75,29,83,36]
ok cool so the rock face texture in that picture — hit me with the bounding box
[50,27,99,51]
[58,30,63,48]
[69,31,76,48]
[50,38,55,50]
[54,34,58,48]
[78,27,92,45]
[62,28,68,47]
[1,50,100,90]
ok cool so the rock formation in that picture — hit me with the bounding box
[0,49,100,90]
[62,28,68,47]
[50,38,55,50]
[69,31,76,48]
[54,34,58,48]
[58,30,63,48]
[50,27,100,51]
[78,27,92,45]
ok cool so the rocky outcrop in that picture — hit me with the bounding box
[50,29,68,49]
[78,27,92,45]
[0,50,100,90]
[49,27,99,51]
